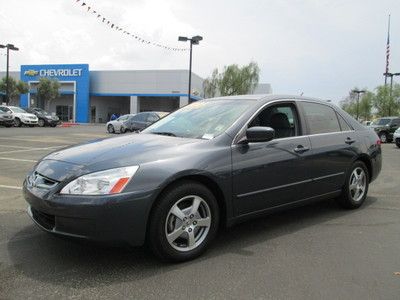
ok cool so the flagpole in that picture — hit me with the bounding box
[384,14,391,86]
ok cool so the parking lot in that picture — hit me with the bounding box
[0,126,399,299]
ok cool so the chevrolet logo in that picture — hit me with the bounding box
[24,70,39,76]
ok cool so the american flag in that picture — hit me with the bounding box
[385,15,391,79]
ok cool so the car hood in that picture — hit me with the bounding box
[16,112,37,118]
[39,133,202,180]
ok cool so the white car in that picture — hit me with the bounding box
[0,106,38,127]
[106,114,135,134]
[394,127,400,148]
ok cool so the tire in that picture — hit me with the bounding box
[50,124,57,128]
[336,161,369,209]
[14,118,21,127]
[148,181,219,262]
[396,139,400,148]
[38,119,45,127]
[120,126,126,134]
[107,124,115,133]
[379,132,388,143]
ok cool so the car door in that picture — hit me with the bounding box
[299,101,358,197]
[231,101,312,216]
[129,113,148,131]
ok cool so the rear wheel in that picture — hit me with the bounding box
[148,181,219,262]
[379,132,388,143]
[14,118,21,127]
[336,161,369,209]
[38,119,45,127]
[396,139,400,148]
[107,124,115,133]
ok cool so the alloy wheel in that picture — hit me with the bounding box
[349,167,366,202]
[165,195,211,252]
[38,119,45,127]
[379,133,387,143]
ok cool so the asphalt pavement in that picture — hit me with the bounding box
[0,126,399,299]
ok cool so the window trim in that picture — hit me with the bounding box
[300,101,353,136]
[233,99,304,144]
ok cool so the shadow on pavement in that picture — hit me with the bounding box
[5,197,377,289]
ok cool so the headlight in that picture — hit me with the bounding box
[60,166,139,195]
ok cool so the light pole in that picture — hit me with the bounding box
[383,72,400,116]
[178,35,203,103]
[0,43,19,105]
[352,89,366,121]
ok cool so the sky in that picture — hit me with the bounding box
[0,0,399,103]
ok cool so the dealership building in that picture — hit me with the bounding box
[1,64,272,123]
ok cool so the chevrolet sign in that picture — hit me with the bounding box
[24,70,39,76]
[39,69,83,77]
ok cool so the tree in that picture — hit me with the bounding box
[0,77,29,105]
[358,91,373,121]
[372,84,400,117]
[203,62,260,98]
[36,77,61,110]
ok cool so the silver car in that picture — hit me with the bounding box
[106,114,135,134]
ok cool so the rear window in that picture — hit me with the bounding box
[302,102,341,134]
[337,113,352,131]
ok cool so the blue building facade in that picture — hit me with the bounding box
[20,64,90,123]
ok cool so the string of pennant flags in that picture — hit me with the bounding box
[74,0,188,52]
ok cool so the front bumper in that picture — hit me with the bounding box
[23,182,156,246]
[44,118,60,126]
[0,118,14,125]
[21,119,38,125]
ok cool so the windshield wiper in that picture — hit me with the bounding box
[151,131,177,137]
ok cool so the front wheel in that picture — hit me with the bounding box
[107,124,115,133]
[120,126,126,133]
[336,161,369,209]
[379,132,388,143]
[148,181,219,262]
[396,139,400,148]
[38,119,45,127]
[14,118,21,127]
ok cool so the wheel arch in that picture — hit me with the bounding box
[148,174,228,231]
[354,154,372,183]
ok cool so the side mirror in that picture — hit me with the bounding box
[246,126,275,143]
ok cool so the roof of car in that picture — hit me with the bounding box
[206,94,328,104]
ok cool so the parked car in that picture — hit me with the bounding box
[25,107,60,127]
[0,105,38,127]
[121,111,169,132]
[0,107,15,127]
[371,116,400,143]
[106,114,134,134]
[394,127,400,148]
[23,95,382,262]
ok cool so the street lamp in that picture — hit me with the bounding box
[352,89,366,121]
[178,35,203,103]
[0,43,19,105]
[383,72,400,98]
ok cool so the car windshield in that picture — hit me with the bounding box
[10,107,27,113]
[117,115,130,121]
[376,118,391,125]
[143,99,255,139]
[34,108,50,115]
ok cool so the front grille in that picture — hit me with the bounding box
[28,172,58,189]
[28,116,36,119]
[31,207,55,230]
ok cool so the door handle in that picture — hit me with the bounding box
[294,145,310,153]
[345,137,356,145]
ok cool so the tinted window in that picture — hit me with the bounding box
[249,103,299,139]
[376,118,391,125]
[392,118,400,126]
[133,113,147,122]
[337,113,352,131]
[147,113,159,123]
[302,102,341,134]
